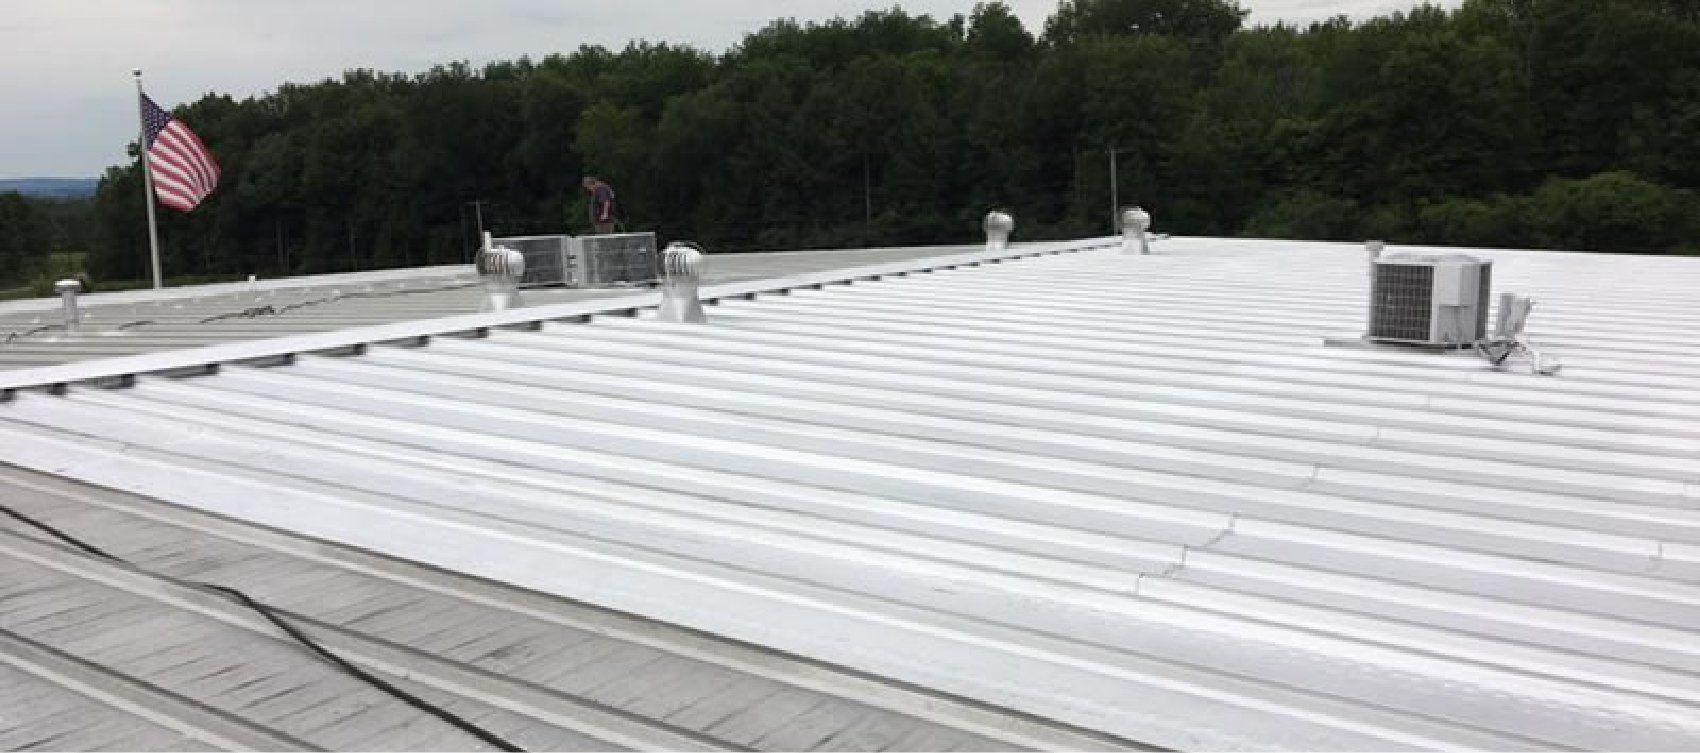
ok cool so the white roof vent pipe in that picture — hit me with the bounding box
[54,279,82,334]
[1361,240,1386,336]
[984,211,1013,253]
[657,242,707,323]
[1478,292,1561,375]
[1120,207,1151,255]
[478,231,525,312]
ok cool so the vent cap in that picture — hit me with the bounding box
[984,211,1013,252]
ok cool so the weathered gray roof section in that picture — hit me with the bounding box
[0,660,215,751]
[2,236,1698,750]
[0,465,1130,752]
[0,245,981,371]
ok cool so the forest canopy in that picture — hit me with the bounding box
[12,0,1700,288]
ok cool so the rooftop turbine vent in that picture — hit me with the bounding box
[478,232,526,312]
[984,211,1013,253]
[1120,207,1151,255]
[657,242,707,323]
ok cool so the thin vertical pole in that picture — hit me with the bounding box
[459,203,469,264]
[471,200,486,267]
[133,69,164,289]
[863,154,872,229]
[1071,141,1083,219]
[1109,148,1119,233]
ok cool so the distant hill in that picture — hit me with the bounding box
[0,178,97,199]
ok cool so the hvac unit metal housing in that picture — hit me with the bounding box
[492,232,659,287]
[492,234,572,288]
[1367,253,1493,347]
[571,232,659,286]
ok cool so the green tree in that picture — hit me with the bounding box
[1372,25,1531,200]
[1416,195,1528,248]
[1043,0,1248,48]
[0,193,51,286]
[963,2,1036,60]
[65,0,1700,288]
[88,164,150,282]
[1524,171,1697,254]
[1243,189,1362,240]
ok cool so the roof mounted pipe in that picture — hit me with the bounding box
[54,279,82,334]
[657,242,707,323]
[1477,292,1561,375]
[1120,207,1151,255]
[1361,240,1386,335]
[984,211,1013,253]
[477,231,525,312]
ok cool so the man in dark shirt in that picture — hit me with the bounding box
[582,176,617,234]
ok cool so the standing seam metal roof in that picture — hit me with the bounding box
[0,246,970,371]
[2,236,1699,750]
[1,461,1113,752]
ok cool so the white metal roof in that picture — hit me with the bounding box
[1,465,1109,752]
[0,245,964,371]
[2,236,1698,750]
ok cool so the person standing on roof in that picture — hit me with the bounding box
[582,176,617,235]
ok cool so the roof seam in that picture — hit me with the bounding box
[0,240,1111,394]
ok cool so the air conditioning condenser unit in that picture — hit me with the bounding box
[1366,253,1493,347]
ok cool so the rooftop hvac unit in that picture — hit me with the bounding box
[491,232,659,287]
[492,234,572,288]
[1367,253,1493,347]
[572,232,658,286]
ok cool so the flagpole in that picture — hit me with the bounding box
[133,68,164,290]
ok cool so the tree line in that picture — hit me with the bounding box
[0,193,96,294]
[5,0,1698,290]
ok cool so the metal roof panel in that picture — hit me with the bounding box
[3,237,1698,749]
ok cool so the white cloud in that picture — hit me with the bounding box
[0,0,1457,177]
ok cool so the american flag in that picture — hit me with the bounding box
[140,93,220,212]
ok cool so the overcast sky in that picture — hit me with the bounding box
[0,0,1455,178]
